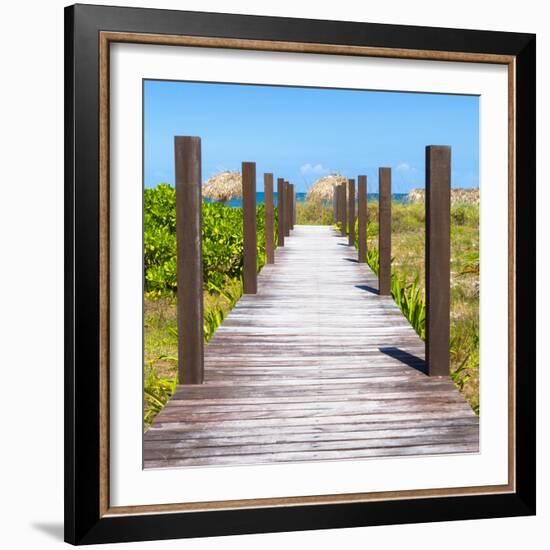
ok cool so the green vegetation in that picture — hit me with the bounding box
[144,184,270,296]
[143,184,275,428]
[295,201,333,225]
[143,187,480,427]
[348,201,480,414]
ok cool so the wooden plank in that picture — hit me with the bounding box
[264,173,275,264]
[277,177,285,246]
[348,178,356,246]
[149,410,477,433]
[174,136,204,384]
[145,417,479,440]
[146,422,478,443]
[378,167,391,295]
[242,161,257,294]
[145,430,479,459]
[426,146,451,376]
[144,442,479,468]
[357,175,367,262]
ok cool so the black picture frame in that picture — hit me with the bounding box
[65,3,536,545]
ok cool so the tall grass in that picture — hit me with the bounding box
[143,278,245,430]
[295,201,333,225]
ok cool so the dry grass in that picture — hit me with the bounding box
[144,279,242,380]
[296,201,334,225]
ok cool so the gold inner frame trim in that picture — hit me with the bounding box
[98,31,516,517]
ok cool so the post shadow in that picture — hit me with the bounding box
[378,347,427,375]
[355,284,379,295]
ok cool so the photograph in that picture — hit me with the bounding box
[61,3,537,544]
[142,80,481,468]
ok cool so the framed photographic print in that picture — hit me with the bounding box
[64,3,536,545]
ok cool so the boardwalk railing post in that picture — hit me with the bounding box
[175,136,204,385]
[293,184,296,227]
[243,161,257,294]
[336,185,342,228]
[289,183,295,230]
[426,145,451,377]
[378,167,392,295]
[284,180,292,237]
[264,173,275,264]
[341,183,347,237]
[292,184,296,227]
[277,177,285,247]
[348,178,356,246]
[358,175,367,262]
[332,185,337,223]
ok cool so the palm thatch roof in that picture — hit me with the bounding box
[408,187,479,205]
[305,174,348,203]
[202,171,242,202]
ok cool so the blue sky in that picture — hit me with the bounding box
[144,80,479,193]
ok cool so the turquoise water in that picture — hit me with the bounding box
[204,192,410,207]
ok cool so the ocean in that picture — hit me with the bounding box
[204,192,410,207]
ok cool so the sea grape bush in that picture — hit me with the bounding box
[144,183,269,297]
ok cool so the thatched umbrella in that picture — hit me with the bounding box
[305,174,347,203]
[407,187,479,205]
[202,170,242,202]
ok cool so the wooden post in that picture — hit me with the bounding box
[284,181,291,237]
[277,177,285,247]
[341,183,347,237]
[335,185,341,226]
[333,186,338,223]
[264,173,275,264]
[348,179,356,246]
[292,184,296,228]
[378,167,391,295]
[242,161,257,294]
[175,136,204,385]
[289,183,294,230]
[358,175,367,262]
[292,185,296,227]
[426,145,451,377]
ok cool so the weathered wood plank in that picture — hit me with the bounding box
[145,431,479,461]
[145,423,478,445]
[145,417,479,441]
[144,442,479,468]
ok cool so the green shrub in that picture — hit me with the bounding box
[144,184,271,296]
[295,201,333,225]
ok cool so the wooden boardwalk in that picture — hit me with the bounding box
[144,225,479,468]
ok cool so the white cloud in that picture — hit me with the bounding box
[300,163,329,176]
[396,163,411,173]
